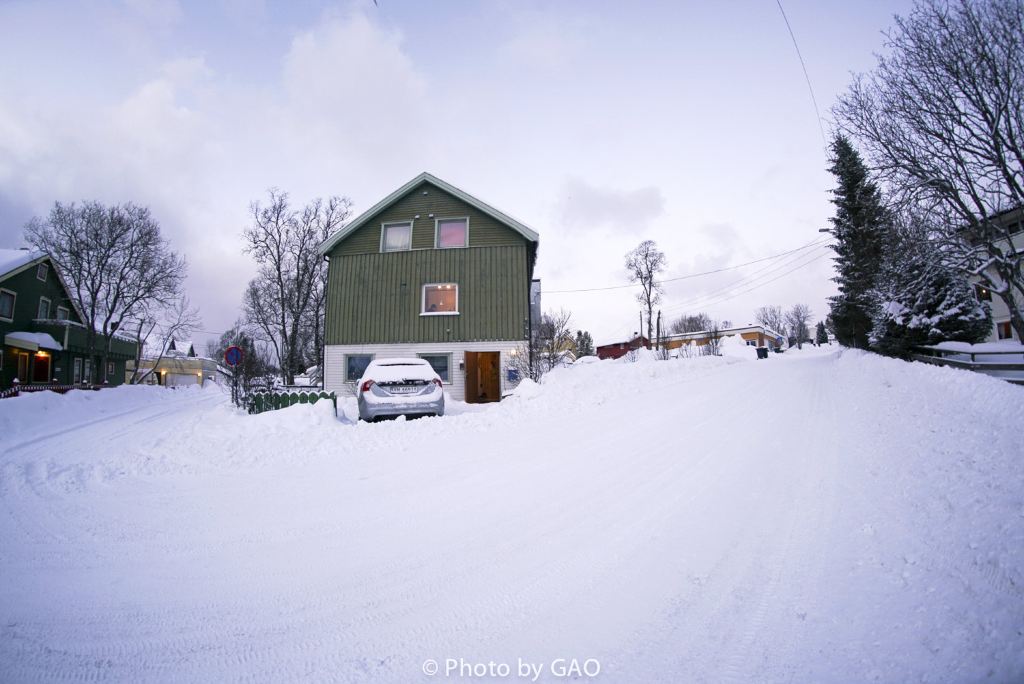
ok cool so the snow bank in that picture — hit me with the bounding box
[2,349,1023,682]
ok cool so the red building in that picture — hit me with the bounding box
[596,335,651,360]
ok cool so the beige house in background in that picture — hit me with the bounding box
[134,339,224,388]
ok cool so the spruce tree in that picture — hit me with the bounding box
[815,321,829,345]
[574,330,595,357]
[870,212,990,357]
[825,135,888,348]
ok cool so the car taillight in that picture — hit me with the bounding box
[360,379,375,393]
[432,378,442,388]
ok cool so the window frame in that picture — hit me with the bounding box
[37,296,51,320]
[380,221,413,253]
[434,217,469,249]
[417,352,453,384]
[107,361,115,377]
[996,320,1013,340]
[73,358,82,383]
[56,306,70,321]
[36,262,48,282]
[0,288,15,322]
[345,353,375,382]
[420,283,459,316]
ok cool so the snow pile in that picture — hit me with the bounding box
[1,350,1022,682]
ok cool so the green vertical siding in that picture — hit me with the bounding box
[331,181,529,257]
[325,244,530,345]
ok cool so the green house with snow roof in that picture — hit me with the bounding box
[0,249,138,392]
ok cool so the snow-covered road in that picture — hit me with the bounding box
[1,348,1022,683]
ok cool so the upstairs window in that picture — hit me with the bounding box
[36,262,49,281]
[381,222,412,252]
[37,297,50,319]
[436,218,468,248]
[422,283,458,315]
[56,306,70,321]
[0,289,14,321]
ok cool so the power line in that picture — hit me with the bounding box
[664,249,830,315]
[543,237,828,294]
[776,0,828,150]
[661,243,831,314]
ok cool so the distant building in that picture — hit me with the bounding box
[135,339,224,388]
[1,249,137,391]
[662,324,783,351]
[596,335,651,360]
[970,207,1023,343]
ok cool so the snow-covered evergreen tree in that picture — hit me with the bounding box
[815,321,829,345]
[870,211,990,357]
[824,135,889,348]
[574,330,595,357]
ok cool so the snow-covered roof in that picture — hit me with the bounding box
[0,248,46,281]
[4,331,63,351]
[319,172,540,255]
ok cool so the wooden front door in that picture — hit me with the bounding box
[31,353,50,383]
[464,351,501,403]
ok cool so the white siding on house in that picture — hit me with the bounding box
[325,341,524,400]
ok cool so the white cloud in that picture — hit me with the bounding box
[555,177,665,233]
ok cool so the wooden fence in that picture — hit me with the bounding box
[911,345,1024,386]
[246,390,337,415]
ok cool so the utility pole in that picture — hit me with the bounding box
[639,312,645,348]
[656,310,662,351]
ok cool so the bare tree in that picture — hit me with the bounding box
[754,305,787,339]
[131,297,201,384]
[243,190,350,385]
[669,312,712,334]
[535,308,574,374]
[25,201,186,379]
[703,320,725,356]
[834,0,1024,339]
[786,304,813,349]
[625,240,667,342]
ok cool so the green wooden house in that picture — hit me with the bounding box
[319,172,540,402]
[0,249,138,391]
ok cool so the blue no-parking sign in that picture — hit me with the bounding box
[224,345,244,367]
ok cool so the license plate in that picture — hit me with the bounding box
[387,385,420,395]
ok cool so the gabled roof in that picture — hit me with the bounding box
[0,248,47,281]
[318,172,540,255]
[0,248,88,324]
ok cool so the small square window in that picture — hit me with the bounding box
[0,290,14,320]
[419,354,451,383]
[346,354,373,382]
[36,262,48,281]
[422,284,458,315]
[37,297,50,319]
[56,306,70,321]
[436,218,467,249]
[382,222,412,252]
[996,321,1013,340]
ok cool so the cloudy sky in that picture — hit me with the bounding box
[0,0,914,346]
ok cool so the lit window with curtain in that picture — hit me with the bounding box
[422,284,458,314]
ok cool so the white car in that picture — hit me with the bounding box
[356,358,445,421]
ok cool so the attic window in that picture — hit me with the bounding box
[36,262,48,281]
[436,218,468,248]
[382,222,412,252]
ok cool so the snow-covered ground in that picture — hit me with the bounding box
[2,347,1023,683]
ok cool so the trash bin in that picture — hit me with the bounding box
[756,347,769,360]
